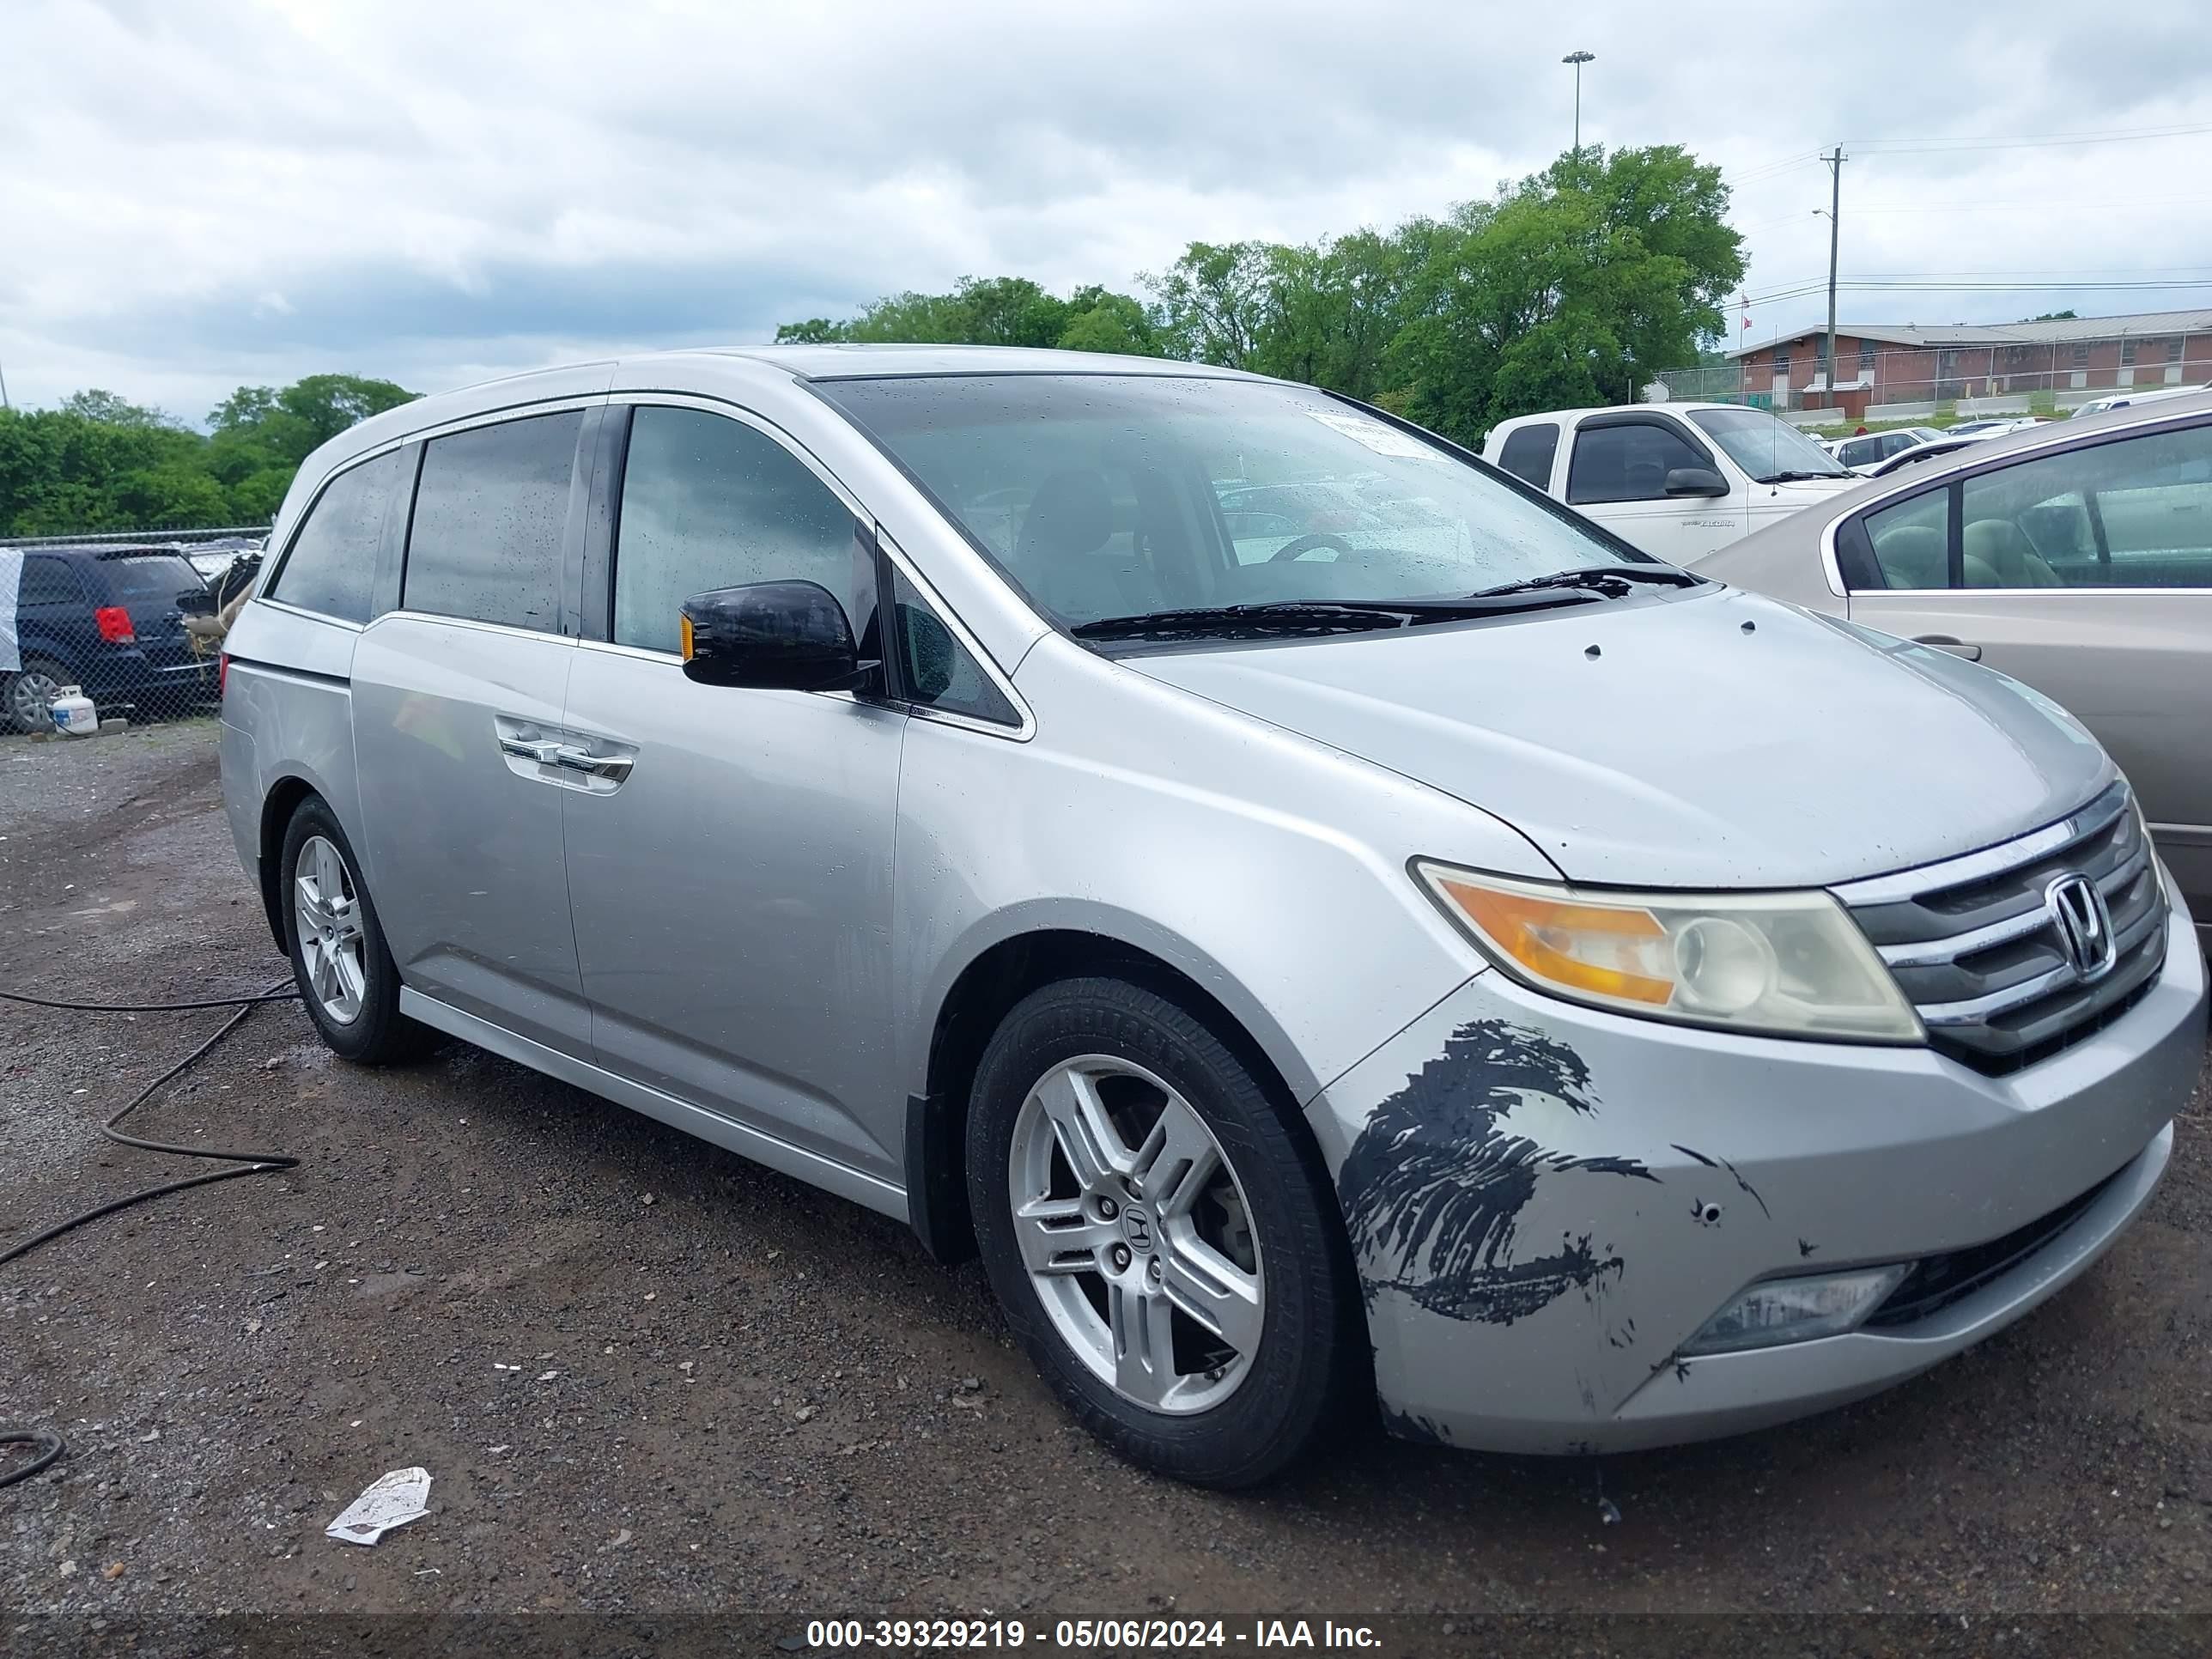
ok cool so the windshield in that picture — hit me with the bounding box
[818,374,1648,630]
[1684,406,1850,483]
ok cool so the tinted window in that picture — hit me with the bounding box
[1861,489,1951,589]
[1686,407,1847,481]
[99,555,203,605]
[1566,421,1709,504]
[1962,423,2212,590]
[891,568,1018,726]
[20,556,82,605]
[613,407,868,655]
[404,412,580,632]
[1497,422,1559,489]
[272,449,409,622]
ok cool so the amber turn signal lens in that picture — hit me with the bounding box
[680,613,695,660]
[1437,878,1673,1005]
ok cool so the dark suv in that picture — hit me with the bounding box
[3,544,216,732]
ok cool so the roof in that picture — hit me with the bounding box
[682,343,1260,381]
[1725,307,2212,360]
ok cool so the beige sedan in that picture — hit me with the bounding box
[1700,392,2212,949]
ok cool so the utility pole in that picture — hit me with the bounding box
[0,354,10,412]
[1823,145,1844,411]
[1563,51,1595,157]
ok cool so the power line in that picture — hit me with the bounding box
[1838,121,2212,155]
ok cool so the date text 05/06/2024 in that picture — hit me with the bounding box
[801,1617,1384,1650]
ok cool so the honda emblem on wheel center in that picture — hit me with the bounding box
[2046,873,2117,982]
[1120,1206,1154,1254]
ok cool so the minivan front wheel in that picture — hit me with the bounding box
[279,797,433,1064]
[968,977,1356,1486]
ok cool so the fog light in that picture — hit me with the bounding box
[1679,1264,1911,1356]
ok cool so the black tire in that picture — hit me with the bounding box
[3,657,75,734]
[279,795,435,1064]
[967,976,1359,1486]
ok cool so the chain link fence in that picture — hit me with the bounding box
[1656,327,2212,428]
[1,525,270,738]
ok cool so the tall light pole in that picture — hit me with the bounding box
[1563,50,1595,157]
[1822,146,1844,411]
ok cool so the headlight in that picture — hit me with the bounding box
[1415,863,1923,1042]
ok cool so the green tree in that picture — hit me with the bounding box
[0,372,418,534]
[776,277,1165,356]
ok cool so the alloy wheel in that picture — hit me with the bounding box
[293,834,368,1024]
[1007,1054,1264,1413]
[7,669,64,732]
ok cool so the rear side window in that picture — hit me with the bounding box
[612,406,869,655]
[19,556,82,605]
[404,412,581,632]
[890,568,1018,726]
[1566,421,1709,504]
[1497,422,1559,489]
[271,449,410,623]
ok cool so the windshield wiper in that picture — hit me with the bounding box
[1068,592,1612,641]
[1069,603,1409,641]
[1474,564,1704,599]
[1753,468,1848,484]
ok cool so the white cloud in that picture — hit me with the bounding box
[5,0,2209,418]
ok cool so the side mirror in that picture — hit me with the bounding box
[680,580,866,691]
[1664,466,1730,497]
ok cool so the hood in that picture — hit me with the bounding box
[1126,586,2112,889]
[1753,476,1860,506]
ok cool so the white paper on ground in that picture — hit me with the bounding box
[325,1467,433,1546]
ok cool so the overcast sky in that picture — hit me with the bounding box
[7,0,2210,421]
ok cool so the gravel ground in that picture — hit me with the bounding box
[3,722,2211,1641]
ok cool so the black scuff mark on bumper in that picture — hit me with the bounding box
[1338,1019,1657,1326]
[1671,1142,1773,1220]
[1378,1401,1451,1447]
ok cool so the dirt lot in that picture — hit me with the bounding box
[3,723,2211,1644]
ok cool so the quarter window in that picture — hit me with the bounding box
[404,412,581,633]
[1496,422,1560,489]
[19,556,82,606]
[1859,489,1951,589]
[1565,422,1710,505]
[613,406,869,656]
[271,448,410,623]
[891,568,1018,726]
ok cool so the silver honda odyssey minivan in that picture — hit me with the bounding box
[220,346,2206,1486]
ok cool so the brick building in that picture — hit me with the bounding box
[1724,307,2212,420]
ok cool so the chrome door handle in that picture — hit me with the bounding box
[498,735,566,765]
[1912,635,1982,661]
[552,746,635,783]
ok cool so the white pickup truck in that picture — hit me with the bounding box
[1480,401,1861,562]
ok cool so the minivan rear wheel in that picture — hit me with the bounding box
[3,659,72,734]
[280,796,434,1065]
[967,977,1356,1486]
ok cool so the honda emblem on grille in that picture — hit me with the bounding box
[2046,873,2116,982]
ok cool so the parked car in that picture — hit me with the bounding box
[1480,401,1859,560]
[2074,384,2208,419]
[2,543,216,732]
[220,348,2203,1485]
[1863,435,1980,478]
[1832,427,1949,474]
[1948,417,2051,441]
[1700,389,2212,950]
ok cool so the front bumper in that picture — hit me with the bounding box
[1308,889,2205,1455]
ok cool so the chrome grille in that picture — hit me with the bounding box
[1833,781,2169,1076]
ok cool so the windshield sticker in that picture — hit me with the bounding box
[1304,409,1437,459]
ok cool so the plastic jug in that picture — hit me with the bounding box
[48,686,98,738]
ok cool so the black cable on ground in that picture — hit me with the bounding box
[0,976,301,1490]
